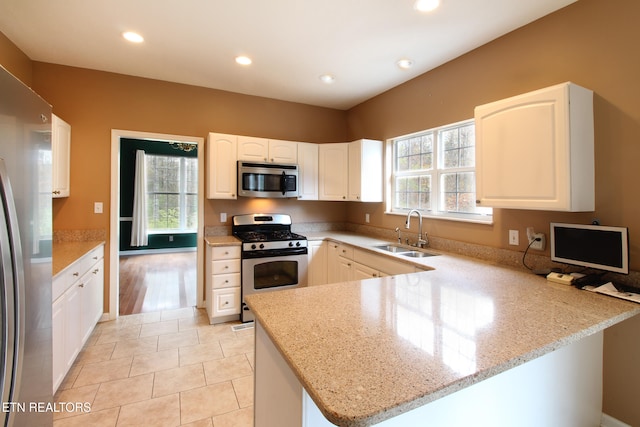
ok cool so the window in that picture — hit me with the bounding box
[145,154,197,232]
[388,119,492,223]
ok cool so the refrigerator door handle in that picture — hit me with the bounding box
[0,158,26,425]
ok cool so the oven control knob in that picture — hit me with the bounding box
[289,242,294,247]
[296,241,301,247]
[259,243,265,249]
[251,244,257,250]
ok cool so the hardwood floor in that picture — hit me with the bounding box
[119,251,197,316]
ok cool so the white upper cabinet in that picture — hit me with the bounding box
[297,142,319,200]
[474,82,594,211]
[52,114,71,198]
[237,136,268,162]
[318,143,349,201]
[268,139,298,164]
[207,133,238,199]
[238,136,297,163]
[348,139,382,202]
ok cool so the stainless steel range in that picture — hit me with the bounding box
[232,214,308,322]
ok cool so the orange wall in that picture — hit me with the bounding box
[30,62,349,233]
[0,31,32,86]
[348,0,640,272]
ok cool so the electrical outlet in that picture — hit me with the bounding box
[94,202,103,214]
[509,230,519,245]
[365,213,370,223]
[529,233,546,250]
[526,226,545,250]
[220,212,227,223]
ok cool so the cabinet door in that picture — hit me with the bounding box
[64,284,82,372]
[348,139,382,202]
[474,82,594,211]
[80,259,104,344]
[307,241,327,286]
[297,142,318,200]
[52,114,71,198]
[269,140,298,164]
[207,133,238,199]
[335,256,353,283]
[212,287,241,316]
[318,143,348,201]
[52,296,65,392]
[238,136,269,162]
[352,261,379,280]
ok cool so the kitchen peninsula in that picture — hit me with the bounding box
[246,235,640,427]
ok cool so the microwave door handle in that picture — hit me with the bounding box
[280,171,286,195]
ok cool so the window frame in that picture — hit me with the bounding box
[145,154,198,234]
[385,119,493,224]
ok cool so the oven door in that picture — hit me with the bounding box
[241,252,308,322]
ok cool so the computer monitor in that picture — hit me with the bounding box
[550,223,629,274]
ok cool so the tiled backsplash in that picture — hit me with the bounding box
[54,229,107,243]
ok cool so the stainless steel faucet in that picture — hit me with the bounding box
[405,209,428,248]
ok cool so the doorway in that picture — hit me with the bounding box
[109,130,205,320]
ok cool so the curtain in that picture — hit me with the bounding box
[130,149,148,246]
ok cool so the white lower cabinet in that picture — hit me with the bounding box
[307,240,327,286]
[52,244,104,393]
[212,287,241,317]
[324,242,417,284]
[352,261,380,280]
[206,245,241,324]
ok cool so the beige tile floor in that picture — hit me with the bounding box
[53,307,255,427]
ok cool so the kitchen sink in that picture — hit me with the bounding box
[373,244,411,253]
[402,251,439,258]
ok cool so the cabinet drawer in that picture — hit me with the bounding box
[212,287,241,316]
[334,243,353,259]
[212,246,241,260]
[212,273,240,289]
[87,245,104,263]
[212,259,241,275]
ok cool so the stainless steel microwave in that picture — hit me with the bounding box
[237,161,299,198]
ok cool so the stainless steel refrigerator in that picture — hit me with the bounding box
[0,65,52,426]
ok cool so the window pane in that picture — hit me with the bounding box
[186,194,198,229]
[440,123,476,169]
[186,158,198,193]
[394,175,431,210]
[396,133,433,172]
[440,172,476,213]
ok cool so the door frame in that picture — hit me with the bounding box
[109,129,205,320]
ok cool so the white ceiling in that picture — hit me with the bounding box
[0,0,577,110]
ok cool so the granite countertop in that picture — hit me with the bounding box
[53,240,105,277]
[246,233,640,427]
[204,235,241,247]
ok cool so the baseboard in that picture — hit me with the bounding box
[601,413,631,427]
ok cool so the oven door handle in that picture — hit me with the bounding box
[242,247,308,259]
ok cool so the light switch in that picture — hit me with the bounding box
[94,202,103,214]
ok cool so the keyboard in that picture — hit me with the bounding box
[584,282,640,304]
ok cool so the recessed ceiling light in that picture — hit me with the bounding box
[397,59,414,70]
[122,31,144,43]
[414,0,441,12]
[235,56,252,65]
[319,74,335,84]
